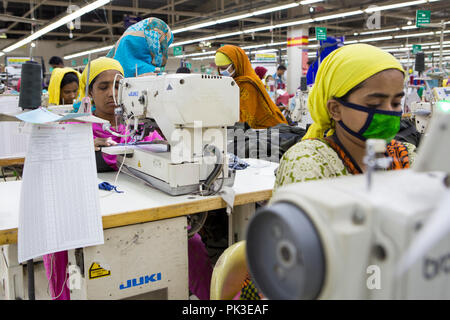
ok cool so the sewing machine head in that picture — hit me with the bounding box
[102,73,240,196]
[116,73,239,146]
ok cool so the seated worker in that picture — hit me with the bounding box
[215,45,287,129]
[106,17,173,77]
[47,67,80,105]
[239,43,417,300]
[45,57,213,300]
[75,57,163,171]
[273,64,287,90]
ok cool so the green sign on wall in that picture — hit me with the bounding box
[416,10,431,27]
[412,44,422,54]
[71,60,76,67]
[83,58,89,65]
[186,62,192,69]
[173,46,183,56]
[315,27,327,41]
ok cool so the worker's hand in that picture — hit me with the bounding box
[94,137,117,151]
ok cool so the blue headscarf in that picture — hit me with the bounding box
[107,17,174,77]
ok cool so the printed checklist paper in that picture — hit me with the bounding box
[18,123,104,263]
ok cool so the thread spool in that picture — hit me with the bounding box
[19,60,42,110]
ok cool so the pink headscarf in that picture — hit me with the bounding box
[254,66,268,80]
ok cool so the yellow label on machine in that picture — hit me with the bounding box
[89,262,111,279]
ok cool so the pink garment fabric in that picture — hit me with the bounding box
[43,251,70,300]
[188,232,213,300]
[43,123,213,300]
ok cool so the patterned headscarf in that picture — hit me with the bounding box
[107,17,173,77]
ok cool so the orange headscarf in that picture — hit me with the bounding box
[216,45,287,129]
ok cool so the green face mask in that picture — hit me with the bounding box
[335,98,402,142]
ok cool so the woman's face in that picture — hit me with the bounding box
[218,63,236,77]
[329,69,405,135]
[60,81,79,105]
[89,70,122,118]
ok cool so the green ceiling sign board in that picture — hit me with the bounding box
[315,27,327,41]
[416,10,430,27]
[173,46,183,56]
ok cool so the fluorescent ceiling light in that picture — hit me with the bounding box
[4,0,111,53]
[359,27,400,35]
[394,32,435,38]
[64,45,113,60]
[359,36,394,42]
[216,13,253,24]
[173,2,302,34]
[244,26,274,33]
[345,40,359,44]
[252,3,299,16]
[402,26,418,30]
[314,10,363,21]
[0,52,4,57]
[300,0,324,4]
[364,0,426,13]
[214,31,243,39]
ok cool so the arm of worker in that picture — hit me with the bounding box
[94,137,117,151]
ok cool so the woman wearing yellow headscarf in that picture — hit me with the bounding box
[215,45,287,129]
[48,67,80,105]
[274,43,417,191]
[239,44,418,300]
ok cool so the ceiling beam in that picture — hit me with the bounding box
[5,0,48,32]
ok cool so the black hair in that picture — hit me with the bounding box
[49,56,64,66]
[88,74,100,92]
[277,65,287,71]
[176,67,191,74]
[60,72,79,89]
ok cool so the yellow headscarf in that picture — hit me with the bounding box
[48,67,80,105]
[303,44,405,140]
[78,57,124,99]
[215,51,232,67]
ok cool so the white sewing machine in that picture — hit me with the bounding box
[102,73,240,196]
[289,89,312,129]
[246,101,450,299]
[408,87,450,134]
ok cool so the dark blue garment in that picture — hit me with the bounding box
[306,36,345,85]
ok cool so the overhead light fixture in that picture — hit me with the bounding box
[172,1,301,34]
[394,32,435,38]
[216,13,253,24]
[314,10,363,21]
[364,0,426,13]
[64,44,113,60]
[402,26,418,30]
[252,3,300,16]
[300,0,324,4]
[0,52,4,57]
[359,36,394,42]
[3,0,111,53]
[359,27,400,35]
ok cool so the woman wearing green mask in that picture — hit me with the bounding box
[273,43,416,192]
[238,44,416,300]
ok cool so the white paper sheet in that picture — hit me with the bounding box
[0,122,29,158]
[18,123,104,263]
[0,95,29,158]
